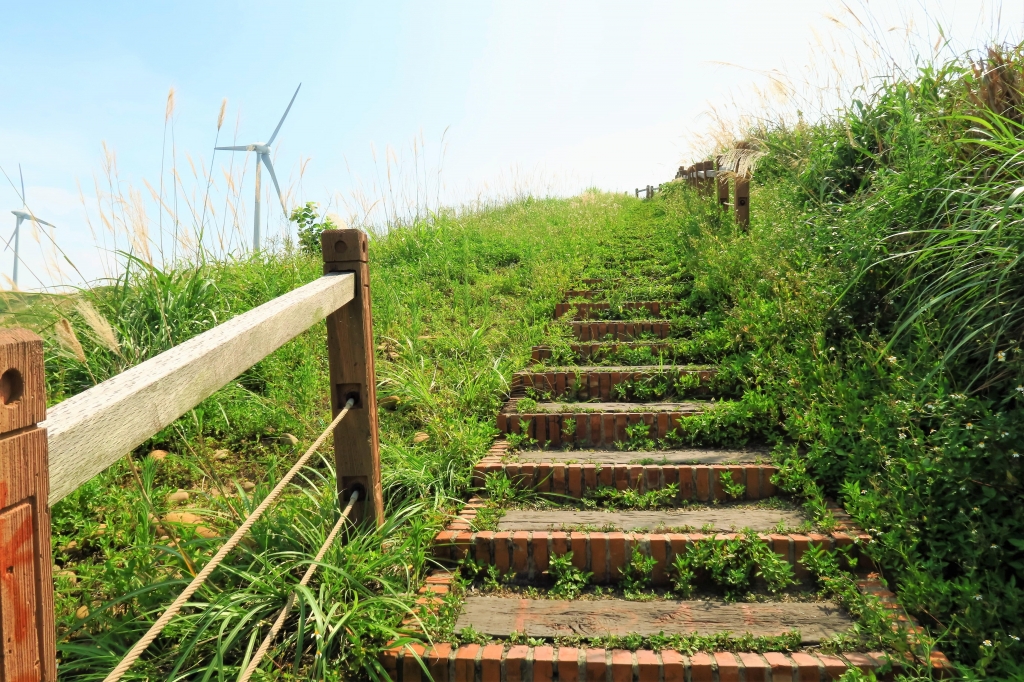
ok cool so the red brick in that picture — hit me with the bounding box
[591,533,609,583]
[657,412,669,438]
[690,652,714,682]
[553,465,567,494]
[475,532,492,565]
[636,650,659,682]
[549,415,561,447]
[628,465,643,490]
[737,653,769,682]
[533,532,549,575]
[455,645,479,682]
[601,414,614,445]
[494,532,512,573]
[790,653,821,682]
[480,644,504,682]
[585,649,607,682]
[677,467,693,499]
[570,532,588,571]
[744,466,760,499]
[425,643,453,682]
[512,531,530,573]
[381,646,399,682]
[661,650,684,682]
[598,463,614,487]
[557,648,581,682]
[763,466,778,496]
[534,646,555,682]
[694,467,710,501]
[714,652,739,682]
[770,534,792,563]
[608,532,627,579]
[507,645,530,682]
[521,463,536,488]
[839,652,875,672]
[792,535,811,577]
[535,415,547,443]
[644,465,660,491]
[611,650,632,682]
[614,465,629,491]
[762,653,793,682]
[569,465,583,497]
[551,532,569,559]
[649,534,668,584]
[583,464,598,493]
[590,414,602,446]
[615,414,627,443]
[711,465,728,501]
[402,643,427,682]
[537,464,552,493]
[817,654,848,679]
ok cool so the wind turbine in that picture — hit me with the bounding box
[8,164,55,289]
[216,83,300,251]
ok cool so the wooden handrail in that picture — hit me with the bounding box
[43,271,355,504]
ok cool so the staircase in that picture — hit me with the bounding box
[383,282,951,681]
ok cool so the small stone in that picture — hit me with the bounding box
[413,432,429,444]
[158,534,169,541]
[94,524,107,536]
[63,541,78,551]
[213,449,230,461]
[241,481,256,492]
[56,570,78,584]
[195,526,219,539]
[166,490,189,504]
[149,449,169,461]
[75,605,89,619]
[379,396,400,410]
[162,512,204,525]
[280,433,298,446]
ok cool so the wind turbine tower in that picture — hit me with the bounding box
[216,83,300,251]
[9,164,55,289]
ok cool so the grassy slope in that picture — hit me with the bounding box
[49,192,703,680]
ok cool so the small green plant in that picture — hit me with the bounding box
[586,484,678,510]
[719,471,746,500]
[670,535,795,600]
[621,546,656,599]
[516,397,538,413]
[549,551,591,599]
[562,417,576,438]
[290,201,337,256]
[624,421,655,451]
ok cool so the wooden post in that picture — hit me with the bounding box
[0,329,56,682]
[735,175,750,230]
[321,230,384,526]
[716,159,729,210]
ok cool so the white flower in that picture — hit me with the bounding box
[1014,453,1021,459]
[887,356,897,364]
[899,432,907,440]
[976,595,984,601]
[991,544,999,549]
[960,486,967,491]
[1017,385,1024,393]
[1011,635,1020,641]
[998,351,1007,362]
[983,639,992,646]
[967,422,974,429]
[861,490,867,495]
[978,442,986,449]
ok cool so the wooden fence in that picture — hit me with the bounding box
[675,158,750,229]
[0,229,383,681]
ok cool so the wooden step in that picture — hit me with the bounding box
[512,366,713,400]
[555,301,671,320]
[570,320,672,341]
[494,506,808,532]
[497,403,710,448]
[435,498,869,582]
[457,596,851,643]
[381,573,952,682]
[474,440,777,499]
[531,342,673,363]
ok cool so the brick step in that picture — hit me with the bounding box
[512,366,713,400]
[434,498,868,582]
[564,289,602,299]
[531,342,673,363]
[570,320,672,341]
[382,572,952,682]
[496,404,717,448]
[555,301,672,320]
[475,443,777,501]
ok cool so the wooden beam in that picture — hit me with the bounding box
[43,273,355,504]
[0,328,56,682]
[735,175,750,230]
[716,158,730,209]
[322,229,383,526]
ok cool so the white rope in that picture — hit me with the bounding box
[103,398,356,682]
[237,490,359,682]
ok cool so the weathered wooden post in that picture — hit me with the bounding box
[0,329,56,682]
[321,229,384,526]
[735,174,750,230]
[716,158,730,210]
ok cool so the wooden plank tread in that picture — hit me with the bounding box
[507,448,768,464]
[495,506,806,532]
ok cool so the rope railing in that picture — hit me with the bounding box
[238,489,359,682]
[102,397,357,682]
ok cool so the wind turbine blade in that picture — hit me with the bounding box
[2,221,19,253]
[260,154,288,216]
[266,83,301,146]
[215,145,254,151]
[28,215,55,228]
[19,164,25,205]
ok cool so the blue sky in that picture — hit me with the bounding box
[1,1,1021,289]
